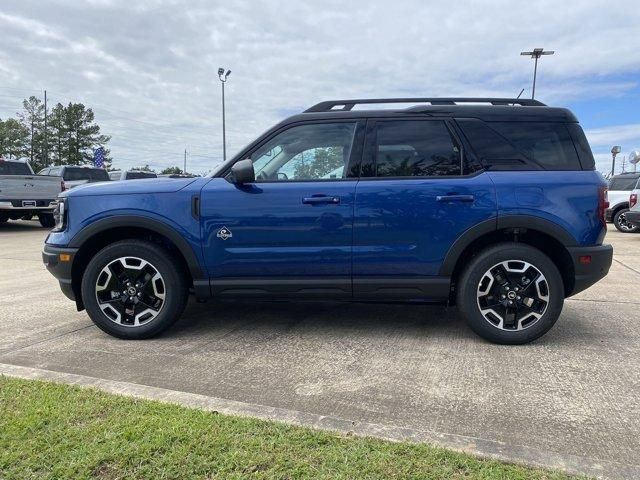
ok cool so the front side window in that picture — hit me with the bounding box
[373,120,462,177]
[249,122,357,181]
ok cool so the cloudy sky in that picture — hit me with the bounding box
[1,0,639,174]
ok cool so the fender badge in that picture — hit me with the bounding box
[216,226,233,240]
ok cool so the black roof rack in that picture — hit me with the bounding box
[304,97,546,113]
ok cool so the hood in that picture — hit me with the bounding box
[60,177,199,197]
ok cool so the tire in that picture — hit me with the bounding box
[457,243,564,345]
[81,240,188,339]
[38,213,56,228]
[613,208,640,233]
[0,215,8,224]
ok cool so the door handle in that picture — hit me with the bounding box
[302,195,340,205]
[436,194,475,203]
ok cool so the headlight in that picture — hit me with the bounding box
[53,199,67,231]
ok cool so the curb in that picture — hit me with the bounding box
[1,362,636,479]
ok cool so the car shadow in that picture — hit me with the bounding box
[165,297,589,347]
[0,220,46,232]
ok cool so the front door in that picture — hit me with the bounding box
[200,120,364,299]
[353,118,497,300]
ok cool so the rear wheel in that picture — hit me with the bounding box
[38,213,55,228]
[613,208,640,233]
[81,240,188,339]
[457,243,564,344]
[0,214,8,224]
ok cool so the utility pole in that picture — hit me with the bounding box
[184,149,187,173]
[520,48,555,99]
[218,68,231,162]
[44,90,48,165]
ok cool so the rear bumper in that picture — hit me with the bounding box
[42,244,78,301]
[566,244,613,297]
[0,199,57,211]
[625,210,640,227]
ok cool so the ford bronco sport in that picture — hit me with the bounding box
[42,98,613,344]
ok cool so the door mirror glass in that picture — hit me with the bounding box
[231,159,255,184]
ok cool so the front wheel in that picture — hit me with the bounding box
[38,213,56,228]
[81,240,188,339]
[613,208,640,233]
[457,243,564,344]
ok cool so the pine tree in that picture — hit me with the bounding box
[0,118,30,160]
[17,96,46,170]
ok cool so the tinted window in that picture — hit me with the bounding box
[567,124,595,170]
[250,122,357,181]
[458,119,531,170]
[0,162,31,175]
[609,176,640,191]
[490,122,581,170]
[63,168,109,181]
[374,120,462,177]
[127,171,157,179]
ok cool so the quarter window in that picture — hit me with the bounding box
[249,123,357,181]
[373,121,462,177]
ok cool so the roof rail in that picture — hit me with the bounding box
[304,97,546,112]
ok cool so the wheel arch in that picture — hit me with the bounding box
[441,216,577,299]
[69,216,209,309]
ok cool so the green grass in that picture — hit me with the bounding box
[0,376,577,480]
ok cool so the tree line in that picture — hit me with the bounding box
[0,96,111,172]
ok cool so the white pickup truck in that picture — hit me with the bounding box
[0,158,63,228]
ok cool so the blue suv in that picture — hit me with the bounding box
[42,98,613,344]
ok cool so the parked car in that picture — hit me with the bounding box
[109,170,158,181]
[0,158,63,227]
[39,165,110,189]
[605,172,640,232]
[625,185,640,229]
[43,97,612,344]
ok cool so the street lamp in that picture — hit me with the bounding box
[520,48,554,99]
[611,145,622,176]
[218,67,231,162]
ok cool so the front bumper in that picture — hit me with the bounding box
[625,210,640,227]
[566,244,613,297]
[42,244,78,302]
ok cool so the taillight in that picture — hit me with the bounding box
[61,180,66,192]
[631,193,638,209]
[598,187,608,226]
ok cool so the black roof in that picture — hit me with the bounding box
[282,98,577,124]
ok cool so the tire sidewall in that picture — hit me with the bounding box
[81,241,187,339]
[614,209,640,233]
[458,243,564,345]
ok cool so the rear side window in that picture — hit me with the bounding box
[490,122,580,170]
[0,162,31,175]
[373,120,463,177]
[609,176,640,191]
[459,120,582,170]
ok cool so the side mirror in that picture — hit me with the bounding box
[230,159,255,184]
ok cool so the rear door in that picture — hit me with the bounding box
[353,118,496,300]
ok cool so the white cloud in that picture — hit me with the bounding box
[0,0,639,173]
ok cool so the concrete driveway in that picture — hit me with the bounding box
[1,220,639,479]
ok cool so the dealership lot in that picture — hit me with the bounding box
[1,221,639,479]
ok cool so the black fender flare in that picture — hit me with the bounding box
[69,215,209,298]
[439,215,577,276]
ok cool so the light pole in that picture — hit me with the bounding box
[520,48,554,99]
[218,67,231,162]
[611,145,621,177]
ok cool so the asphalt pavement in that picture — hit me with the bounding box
[1,220,639,479]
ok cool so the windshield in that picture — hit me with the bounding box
[63,168,110,181]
